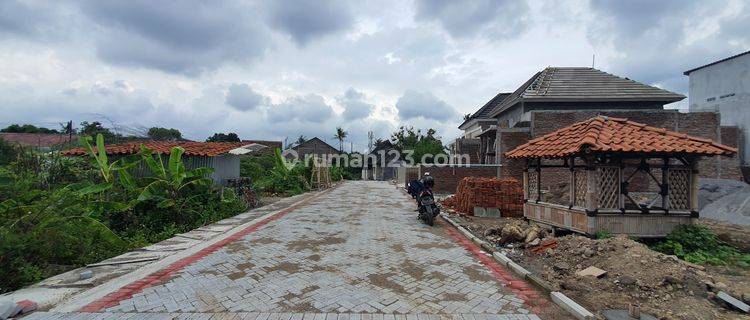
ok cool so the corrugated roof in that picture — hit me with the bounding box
[63,141,252,157]
[505,116,736,159]
[489,67,685,118]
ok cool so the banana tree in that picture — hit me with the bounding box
[78,134,139,195]
[137,146,214,209]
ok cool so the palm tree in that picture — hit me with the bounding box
[334,127,348,152]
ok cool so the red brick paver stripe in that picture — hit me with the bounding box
[78,187,338,312]
[440,219,552,315]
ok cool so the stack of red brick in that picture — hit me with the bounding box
[442,177,524,217]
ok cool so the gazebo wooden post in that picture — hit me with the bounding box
[535,158,542,202]
[585,158,599,215]
[568,156,575,208]
[618,157,626,212]
[690,157,700,218]
[661,157,670,212]
[522,159,529,201]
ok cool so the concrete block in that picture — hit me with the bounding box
[473,207,487,217]
[717,291,750,313]
[551,292,595,320]
[525,274,554,293]
[486,208,501,218]
[492,252,511,267]
[506,261,531,277]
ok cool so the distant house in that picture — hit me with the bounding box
[362,140,401,181]
[685,50,750,167]
[456,67,686,165]
[449,93,511,164]
[63,141,278,184]
[0,133,79,150]
[289,137,341,163]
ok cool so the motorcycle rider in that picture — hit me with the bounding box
[408,173,434,208]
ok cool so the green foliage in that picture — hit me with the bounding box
[249,149,310,196]
[147,127,182,141]
[0,139,20,166]
[389,126,447,164]
[206,132,240,142]
[240,154,277,183]
[1,124,59,134]
[0,135,248,293]
[652,224,750,267]
[79,121,117,141]
[595,230,612,239]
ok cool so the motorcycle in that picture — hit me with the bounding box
[417,188,440,226]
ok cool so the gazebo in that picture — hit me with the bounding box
[505,116,736,237]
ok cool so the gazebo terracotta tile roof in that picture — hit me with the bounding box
[505,116,737,159]
[63,141,250,157]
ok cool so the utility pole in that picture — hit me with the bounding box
[367,131,374,153]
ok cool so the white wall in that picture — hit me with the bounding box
[688,53,750,164]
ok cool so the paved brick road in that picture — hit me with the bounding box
[28,181,551,320]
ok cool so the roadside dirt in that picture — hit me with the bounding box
[448,213,750,320]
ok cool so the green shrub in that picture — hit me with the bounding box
[249,149,311,196]
[0,134,249,293]
[240,154,276,182]
[652,224,750,267]
[595,230,612,239]
[0,139,20,166]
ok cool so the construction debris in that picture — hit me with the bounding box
[446,213,750,319]
[441,177,523,217]
[576,266,607,278]
[511,234,750,319]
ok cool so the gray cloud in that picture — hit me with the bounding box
[587,0,750,100]
[414,0,529,39]
[78,0,270,75]
[267,0,354,46]
[226,84,265,111]
[338,88,373,120]
[0,0,63,40]
[268,94,334,123]
[396,90,457,122]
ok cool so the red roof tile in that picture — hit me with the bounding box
[505,116,737,159]
[62,141,252,157]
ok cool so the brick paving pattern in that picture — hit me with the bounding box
[29,182,543,319]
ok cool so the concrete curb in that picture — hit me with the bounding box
[551,292,595,320]
[440,213,596,320]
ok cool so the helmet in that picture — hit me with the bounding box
[422,175,435,188]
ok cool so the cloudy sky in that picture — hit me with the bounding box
[1,0,748,151]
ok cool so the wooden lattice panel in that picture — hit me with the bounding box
[528,171,538,201]
[574,169,587,207]
[668,168,691,210]
[598,167,620,209]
